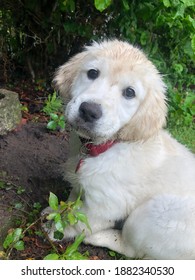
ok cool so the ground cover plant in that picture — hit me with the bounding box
[1,189,90,260]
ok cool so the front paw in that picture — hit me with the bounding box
[41,206,59,241]
[41,206,83,241]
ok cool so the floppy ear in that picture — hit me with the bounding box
[53,51,87,102]
[118,85,167,142]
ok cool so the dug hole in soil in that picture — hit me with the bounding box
[0,122,112,259]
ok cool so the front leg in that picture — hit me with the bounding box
[63,214,115,240]
[84,229,135,258]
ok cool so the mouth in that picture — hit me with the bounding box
[69,118,94,140]
[69,118,112,145]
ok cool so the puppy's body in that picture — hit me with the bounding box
[45,40,195,259]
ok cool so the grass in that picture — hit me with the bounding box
[168,126,195,153]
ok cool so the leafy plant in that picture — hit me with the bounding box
[47,113,65,131]
[168,91,195,126]
[43,191,90,260]
[95,0,112,12]
[1,200,43,259]
[167,90,195,152]
[20,105,28,112]
[44,232,88,260]
[2,189,90,260]
[43,91,63,115]
[45,192,90,239]
[42,91,66,131]
[3,228,24,252]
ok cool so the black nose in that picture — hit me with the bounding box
[79,102,102,123]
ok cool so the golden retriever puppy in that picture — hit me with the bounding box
[47,40,195,259]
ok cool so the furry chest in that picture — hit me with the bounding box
[75,153,138,219]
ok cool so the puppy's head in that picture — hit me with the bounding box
[54,40,167,143]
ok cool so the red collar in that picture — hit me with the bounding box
[85,140,117,157]
[75,140,117,172]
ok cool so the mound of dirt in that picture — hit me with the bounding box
[0,122,69,247]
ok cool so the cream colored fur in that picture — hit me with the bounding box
[45,40,195,259]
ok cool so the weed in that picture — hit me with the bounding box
[42,91,63,115]
[44,232,88,260]
[1,189,90,260]
[43,91,66,131]
[168,90,195,127]
[167,90,195,152]
[42,191,90,260]
[45,192,90,238]
[20,105,28,112]
[3,228,24,253]
[47,113,65,131]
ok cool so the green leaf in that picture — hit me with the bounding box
[54,213,61,223]
[3,228,23,249]
[49,192,59,211]
[33,202,41,210]
[50,113,58,121]
[55,220,64,233]
[109,250,116,257]
[59,200,68,210]
[59,121,65,129]
[186,15,195,29]
[94,0,112,12]
[0,181,6,189]
[67,212,77,225]
[184,40,194,58]
[173,5,185,19]
[65,232,85,256]
[59,115,65,121]
[66,251,88,260]
[14,202,23,209]
[17,186,25,194]
[47,121,57,130]
[191,35,195,53]
[3,232,14,249]
[46,212,57,220]
[69,0,75,12]
[14,240,24,251]
[54,231,64,240]
[75,212,91,231]
[72,194,83,210]
[173,63,184,74]
[13,228,23,242]
[163,0,171,7]
[181,0,195,7]
[140,31,149,46]
[44,253,59,260]
[122,0,130,10]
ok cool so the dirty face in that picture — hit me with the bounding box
[54,40,167,143]
[66,58,149,143]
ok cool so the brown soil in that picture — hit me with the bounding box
[0,114,113,260]
[0,122,69,201]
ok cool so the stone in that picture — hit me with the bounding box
[0,89,22,135]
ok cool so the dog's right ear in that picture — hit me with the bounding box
[53,51,87,101]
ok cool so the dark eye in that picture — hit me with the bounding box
[87,69,100,80]
[122,87,136,99]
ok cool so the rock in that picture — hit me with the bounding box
[0,89,22,135]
